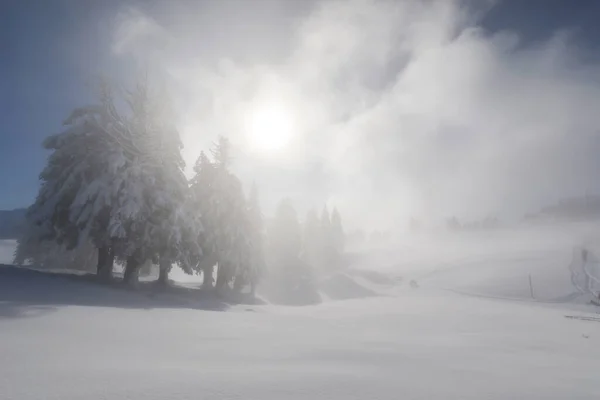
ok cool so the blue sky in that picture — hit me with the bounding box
[1,1,114,209]
[2,0,600,227]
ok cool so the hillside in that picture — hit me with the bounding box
[524,195,600,223]
[1,264,599,399]
[2,226,600,399]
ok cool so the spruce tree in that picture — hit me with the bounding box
[302,208,320,268]
[269,199,302,261]
[190,151,219,287]
[190,137,251,292]
[239,182,265,295]
[113,81,202,287]
[265,199,319,305]
[319,205,335,270]
[17,78,202,287]
[16,80,126,280]
[331,207,345,253]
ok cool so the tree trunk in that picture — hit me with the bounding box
[96,246,107,274]
[124,253,141,287]
[157,257,171,287]
[204,265,214,288]
[108,247,115,269]
[215,263,231,290]
[96,246,113,282]
[201,260,215,289]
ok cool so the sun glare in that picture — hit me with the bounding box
[246,104,294,152]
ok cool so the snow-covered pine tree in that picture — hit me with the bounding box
[234,181,264,295]
[138,87,202,287]
[320,205,331,238]
[269,199,302,263]
[210,138,252,291]
[17,78,202,286]
[331,207,345,254]
[302,208,320,268]
[211,136,232,170]
[190,151,219,287]
[189,137,251,291]
[210,138,235,289]
[264,198,319,305]
[112,81,203,287]
[217,173,252,291]
[16,79,127,279]
[318,205,336,270]
[155,197,204,287]
[61,79,162,285]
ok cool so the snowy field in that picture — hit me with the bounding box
[0,239,16,265]
[2,226,600,399]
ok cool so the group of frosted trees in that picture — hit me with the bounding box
[301,206,345,271]
[262,199,345,304]
[13,79,345,299]
[14,80,262,291]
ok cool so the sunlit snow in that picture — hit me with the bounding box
[2,225,600,399]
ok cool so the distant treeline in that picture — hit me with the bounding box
[446,216,500,232]
[524,195,600,222]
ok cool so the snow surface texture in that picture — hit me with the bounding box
[2,225,600,399]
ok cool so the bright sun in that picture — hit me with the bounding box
[245,104,294,152]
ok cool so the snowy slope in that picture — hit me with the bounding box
[2,226,600,399]
[1,266,600,399]
[344,224,600,303]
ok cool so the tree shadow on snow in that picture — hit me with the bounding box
[0,265,256,319]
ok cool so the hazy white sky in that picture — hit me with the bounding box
[110,0,600,229]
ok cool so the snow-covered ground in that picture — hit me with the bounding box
[0,238,16,264]
[1,225,600,399]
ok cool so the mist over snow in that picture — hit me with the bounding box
[105,0,600,230]
[4,1,600,399]
[3,224,600,399]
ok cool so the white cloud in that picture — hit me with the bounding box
[111,6,168,57]
[110,0,600,229]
